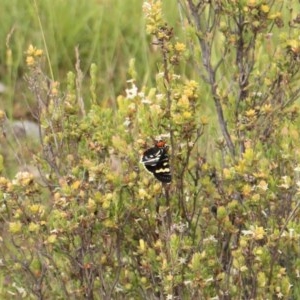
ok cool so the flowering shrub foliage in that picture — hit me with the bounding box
[1,0,300,299]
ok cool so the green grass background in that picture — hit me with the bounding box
[0,0,181,118]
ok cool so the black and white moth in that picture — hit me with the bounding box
[140,140,172,183]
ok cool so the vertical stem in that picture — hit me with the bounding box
[160,34,175,165]
[33,0,54,81]
[186,0,236,157]
[157,27,174,229]
[164,184,172,230]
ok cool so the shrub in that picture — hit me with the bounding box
[1,0,300,299]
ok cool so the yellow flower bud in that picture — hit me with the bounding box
[9,221,22,234]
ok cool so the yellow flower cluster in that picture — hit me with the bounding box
[174,42,186,53]
[143,0,164,35]
[173,80,199,125]
[9,221,22,234]
[25,44,43,66]
[242,225,266,240]
[13,171,34,187]
[287,39,300,55]
[183,80,198,101]
[0,176,10,192]
[50,81,60,97]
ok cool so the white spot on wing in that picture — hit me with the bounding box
[155,168,170,173]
